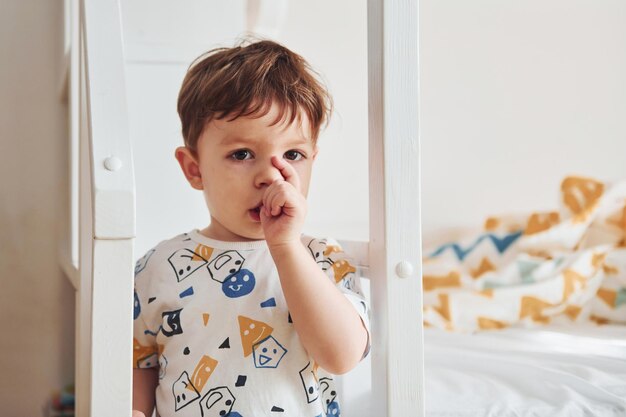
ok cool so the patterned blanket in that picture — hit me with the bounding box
[423,176,626,332]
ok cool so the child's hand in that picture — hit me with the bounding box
[260,156,307,248]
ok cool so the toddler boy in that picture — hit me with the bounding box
[132,40,370,417]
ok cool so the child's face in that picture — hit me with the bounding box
[176,102,318,241]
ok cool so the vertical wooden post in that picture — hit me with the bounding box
[77,0,135,416]
[368,0,425,415]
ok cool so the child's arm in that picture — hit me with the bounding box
[133,368,158,417]
[270,242,368,374]
[260,156,369,374]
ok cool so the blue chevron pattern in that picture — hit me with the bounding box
[430,230,523,261]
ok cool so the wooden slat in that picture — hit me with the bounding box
[77,1,135,416]
[81,0,135,240]
[90,239,134,417]
[368,0,425,416]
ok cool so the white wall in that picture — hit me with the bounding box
[0,1,75,416]
[420,0,626,245]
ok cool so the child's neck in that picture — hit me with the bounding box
[199,225,265,243]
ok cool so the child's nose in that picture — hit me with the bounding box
[254,159,283,188]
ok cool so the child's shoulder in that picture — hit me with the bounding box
[133,231,197,277]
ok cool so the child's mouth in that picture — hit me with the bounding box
[249,205,262,222]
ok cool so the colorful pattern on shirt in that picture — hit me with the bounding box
[133,230,370,417]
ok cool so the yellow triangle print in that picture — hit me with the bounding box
[471,258,495,279]
[564,305,582,320]
[477,317,507,330]
[477,288,494,298]
[238,316,273,357]
[520,296,555,320]
[331,259,356,283]
[562,269,587,300]
[603,264,619,275]
[484,217,500,231]
[597,288,617,307]
[323,245,342,257]
[434,294,451,322]
[561,176,604,222]
[423,272,461,291]
[524,212,560,235]
[133,338,157,365]
[591,253,607,269]
[605,205,626,233]
[590,314,610,325]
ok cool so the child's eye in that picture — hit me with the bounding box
[284,150,305,161]
[230,150,253,161]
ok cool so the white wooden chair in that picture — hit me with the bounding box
[62,0,424,415]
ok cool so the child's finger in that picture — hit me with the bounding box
[270,196,283,216]
[271,156,301,190]
[262,179,281,216]
[263,180,284,217]
[265,184,284,217]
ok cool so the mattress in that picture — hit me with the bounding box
[340,324,626,417]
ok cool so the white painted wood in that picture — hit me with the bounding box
[368,0,425,416]
[91,239,134,417]
[81,0,135,240]
[77,1,135,416]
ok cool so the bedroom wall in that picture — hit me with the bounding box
[0,1,75,416]
[420,0,626,246]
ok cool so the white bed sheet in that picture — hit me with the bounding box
[341,324,626,417]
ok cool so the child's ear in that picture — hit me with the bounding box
[175,146,203,190]
[312,146,319,161]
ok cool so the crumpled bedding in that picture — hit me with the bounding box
[423,325,626,417]
[422,176,626,332]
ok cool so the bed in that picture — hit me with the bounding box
[340,320,626,416]
[61,0,625,416]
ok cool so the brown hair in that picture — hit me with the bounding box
[177,39,333,154]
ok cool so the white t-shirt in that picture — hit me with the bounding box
[133,229,370,417]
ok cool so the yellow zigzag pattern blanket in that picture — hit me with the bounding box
[423,176,626,332]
